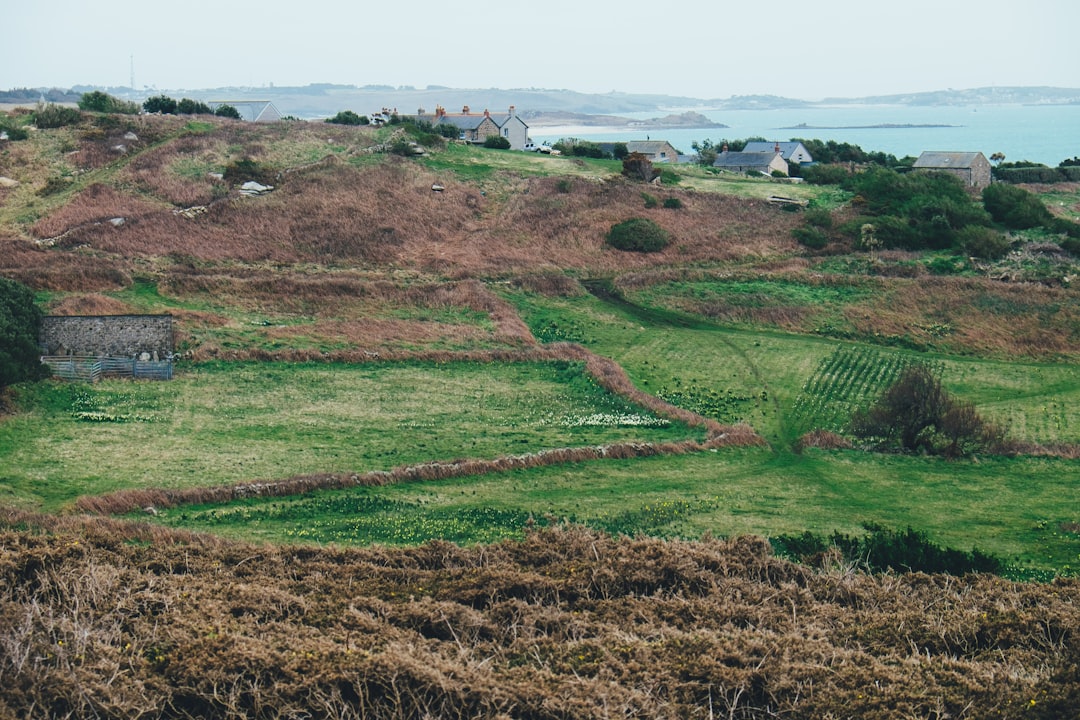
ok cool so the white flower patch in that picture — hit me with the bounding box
[558,413,670,428]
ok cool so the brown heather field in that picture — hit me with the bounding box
[3,114,1080,718]
[0,515,1077,719]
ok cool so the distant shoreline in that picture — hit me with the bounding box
[778,123,961,130]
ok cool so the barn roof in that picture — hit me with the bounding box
[913,151,985,169]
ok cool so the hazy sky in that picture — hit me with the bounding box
[4,0,1078,100]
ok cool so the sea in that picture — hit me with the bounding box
[529,103,1080,167]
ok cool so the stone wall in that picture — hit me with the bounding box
[40,315,173,359]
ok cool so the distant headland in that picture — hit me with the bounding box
[779,122,961,130]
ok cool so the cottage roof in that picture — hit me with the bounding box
[418,113,492,130]
[742,141,809,160]
[712,151,781,168]
[913,151,986,169]
[626,141,676,155]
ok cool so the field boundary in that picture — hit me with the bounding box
[73,434,763,516]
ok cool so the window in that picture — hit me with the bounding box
[503,128,509,137]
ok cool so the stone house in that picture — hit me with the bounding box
[625,140,680,163]
[712,150,789,176]
[912,151,992,189]
[418,105,530,150]
[742,141,814,164]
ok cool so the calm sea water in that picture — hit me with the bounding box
[530,104,1080,167]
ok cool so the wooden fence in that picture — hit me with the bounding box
[41,356,174,382]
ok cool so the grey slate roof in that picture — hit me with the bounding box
[712,151,780,168]
[912,152,985,169]
[625,141,676,155]
[742,141,809,160]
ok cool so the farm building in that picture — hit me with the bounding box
[39,315,174,381]
[912,151,992,189]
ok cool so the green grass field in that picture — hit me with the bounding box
[148,448,1079,577]
[84,287,1076,577]
[0,360,698,511]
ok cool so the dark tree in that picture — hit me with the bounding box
[143,95,177,114]
[851,364,1005,457]
[214,104,242,120]
[0,277,50,390]
[176,98,211,115]
[852,365,949,453]
[325,110,367,126]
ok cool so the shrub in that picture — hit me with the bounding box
[662,197,683,210]
[957,225,1011,259]
[483,135,511,149]
[804,207,833,229]
[143,94,178,114]
[802,164,850,185]
[792,225,829,249]
[176,98,212,115]
[223,158,277,186]
[325,110,367,126]
[0,277,50,389]
[0,116,29,140]
[33,103,82,129]
[982,183,1054,229]
[641,192,658,209]
[773,524,1001,575]
[214,104,242,120]
[612,142,628,160]
[606,218,671,253]
[851,364,1005,457]
[78,91,139,114]
[556,179,573,194]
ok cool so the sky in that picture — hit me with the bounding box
[4,0,1079,101]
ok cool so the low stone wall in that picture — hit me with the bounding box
[40,315,173,359]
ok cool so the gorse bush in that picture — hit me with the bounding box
[78,91,139,114]
[483,135,511,149]
[842,167,992,251]
[325,110,368,126]
[606,218,671,253]
[957,225,1011,259]
[982,183,1054,229]
[773,523,1001,575]
[223,157,277,186]
[33,103,82,129]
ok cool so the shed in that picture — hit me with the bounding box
[912,151,992,189]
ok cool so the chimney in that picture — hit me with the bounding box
[509,105,515,117]
[774,141,781,154]
[462,105,470,114]
[484,108,490,118]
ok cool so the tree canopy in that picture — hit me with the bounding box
[0,277,49,390]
